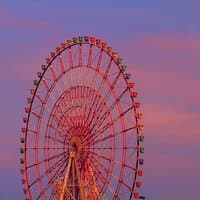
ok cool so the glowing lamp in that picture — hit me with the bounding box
[139,135,144,142]
[107,46,112,53]
[20,137,25,143]
[79,36,83,42]
[23,188,28,194]
[61,43,66,48]
[72,37,78,43]
[66,40,73,45]
[138,170,143,176]
[112,51,118,58]
[117,58,122,64]
[134,102,140,108]
[46,58,51,64]
[84,36,89,42]
[37,72,42,78]
[20,147,25,154]
[134,192,139,198]
[41,64,46,70]
[140,147,144,153]
[21,179,26,184]
[136,181,142,188]
[20,158,24,164]
[138,124,144,130]
[121,65,127,71]
[96,39,101,46]
[139,159,144,165]
[90,37,95,44]
[22,128,27,133]
[137,113,143,119]
[23,117,28,123]
[33,80,38,86]
[128,82,135,88]
[24,108,30,113]
[50,52,55,58]
[102,42,107,49]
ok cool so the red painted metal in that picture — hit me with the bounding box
[21,36,144,200]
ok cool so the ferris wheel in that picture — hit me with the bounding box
[20,36,145,200]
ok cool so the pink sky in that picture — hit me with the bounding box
[0,1,200,200]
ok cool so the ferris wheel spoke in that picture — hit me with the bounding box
[35,158,67,200]
[29,154,66,188]
[88,152,133,195]
[92,49,103,89]
[95,88,128,127]
[27,151,67,169]
[87,154,117,198]
[86,104,134,143]
[83,87,128,141]
[27,147,64,150]
[59,56,69,91]
[45,135,65,145]
[87,126,136,146]
[85,71,121,138]
[85,44,93,86]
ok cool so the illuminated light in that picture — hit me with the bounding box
[117,58,122,64]
[41,64,46,70]
[46,58,51,64]
[134,192,139,198]
[128,82,135,88]
[21,179,26,184]
[20,147,25,154]
[137,113,143,119]
[90,37,95,44]
[20,158,24,164]
[112,51,118,58]
[96,39,101,46]
[138,169,143,176]
[21,128,27,133]
[20,138,25,143]
[132,92,138,98]
[50,52,55,58]
[27,98,32,104]
[139,159,144,165]
[30,89,35,95]
[139,135,144,142]
[102,42,107,49]
[84,36,89,42]
[23,188,28,195]
[72,37,78,43]
[37,72,42,78]
[33,80,38,86]
[66,40,73,45]
[138,124,144,130]
[24,108,30,113]
[121,65,127,71]
[136,181,142,188]
[79,36,84,42]
[134,102,140,108]
[56,47,60,53]
[20,168,25,175]
[107,46,112,53]
[61,43,66,48]
[23,117,28,123]
[125,73,131,80]
[140,147,144,153]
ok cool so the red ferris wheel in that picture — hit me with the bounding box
[20,36,145,200]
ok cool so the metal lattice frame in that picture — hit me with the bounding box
[20,36,145,200]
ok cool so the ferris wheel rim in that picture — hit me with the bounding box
[20,36,144,200]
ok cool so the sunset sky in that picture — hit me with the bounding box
[0,1,200,200]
